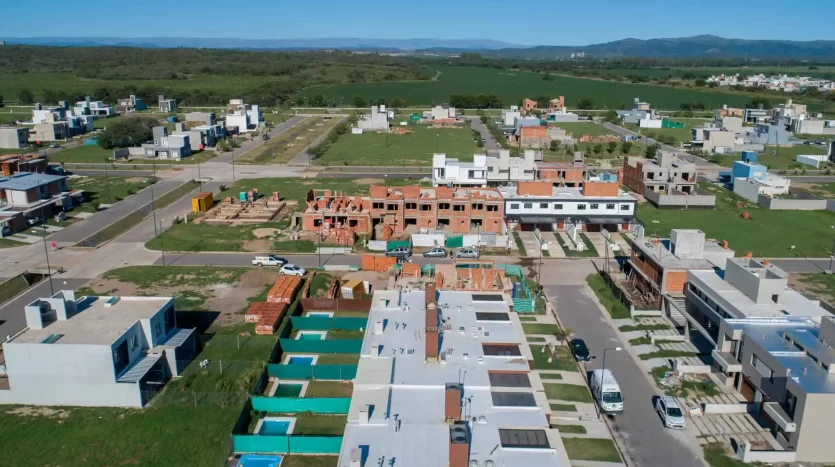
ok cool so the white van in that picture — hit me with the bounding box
[590,369,624,415]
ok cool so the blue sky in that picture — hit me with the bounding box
[2,0,834,45]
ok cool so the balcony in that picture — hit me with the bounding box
[712,350,743,373]
[763,402,796,433]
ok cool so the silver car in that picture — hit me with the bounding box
[455,248,480,259]
[656,395,686,429]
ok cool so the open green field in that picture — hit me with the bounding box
[626,118,711,146]
[639,182,835,257]
[68,175,157,210]
[316,125,479,166]
[238,117,340,165]
[298,66,764,110]
[49,144,216,165]
[710,144,828,170]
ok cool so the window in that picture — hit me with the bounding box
[372,202,384,209]
[590,203,599,209]
[492,392,537,407]
[476,312,511,321]
[439,203,451,210]
[510,203,519,210]
[405,202,417,210]
[486,204,499,212]
[523,203,532,209]
[577,204,587,210]
[499,429,550,449]
[482,344,521,356]
[606,204,615,210]
[752,354,774,381]
[453,204,465,212]
[472,203,484,211]
[420,204,432,211]
[553,204,563,210]
[128,335,137,350]
[621,204,631,210]
[386,204,399,211]
[539,203,549,209]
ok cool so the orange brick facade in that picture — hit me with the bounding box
[522,98,537,113]
[548,97,565,113]
[536,164,587,187]
[664,271,688,294]
[582,181,619,197]
[302,186,504,238]
[622,158,647,194]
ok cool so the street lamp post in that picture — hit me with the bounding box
[39,179,54,296]
[159,219,166,267]
[151,163,158,237]
[600,347,623,400]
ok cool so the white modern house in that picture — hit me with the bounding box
[432,153,487,187]
[357,105,392,131]
[225,99,262,133]
[0,291,197,408]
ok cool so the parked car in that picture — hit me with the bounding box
[423,247,447,258]
[279,264,306,276]
[49,144,60,149]
[569,338,590,362]
[655,395,686,429]
[590,369,624,415]
[252,255,287,267]
[385,247,411,258]
[455,248,480,259]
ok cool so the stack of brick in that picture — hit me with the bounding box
[361,255,398,272]
[244,302,288,335]
[266,276,302,304]
[400,263,420,279]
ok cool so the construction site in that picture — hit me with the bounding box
[195,188,294,226]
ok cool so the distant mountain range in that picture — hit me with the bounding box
[3,35,835,59]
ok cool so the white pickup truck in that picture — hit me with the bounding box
[252,255,287,267]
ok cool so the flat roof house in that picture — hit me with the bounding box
[433,153,488,187]
[0,290,197,408]
[116,95,147,113]
[622,152,697,195]
[158,95,177,113]
[141,126,191,161]
[0,127,30,149]
[338,286,568,467]
[501,180,637,233]
[357,105,392,131]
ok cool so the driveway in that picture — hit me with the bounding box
[468,116,501,152]
[540,261,704,467]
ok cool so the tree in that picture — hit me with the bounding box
[746,97,771,109]
[592,143,603,154]
[708,81,719,88]
[549,139,559,151]
[694,78,706,87]
[644,143,660,158]
[17,89,35,105]
[353,96,367,108]
[607,141,618,154]
[97,116,158,150]
[620,141,633,154]
[310,94,326,107]
[577,97,595,110]
[604,109,619,124]
[390,97,407,108]
[0,94,5,107]
[535,94,553,108]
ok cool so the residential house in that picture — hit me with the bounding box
[116,95,147,113]
[301,185,505,237]
[716,106,745,118]
[773,99,807,120]
[140,126,191,161]
[548,97,565,113]
[0,291,197,408]
[622,153,697,195]
[73,96,114,117]
[158,95,177,113]
[484,150,536,185]
[428,105,456,122]
[700,127,739,153]
[433,153,488,187]
[0,172,72,234]
[0,154,48,176]
[225,99,261,133]
[501,180,637,232]
[171,122,224,151]
[522,98,537,114]
[789,117,835,135]
[625,229,734,311]
[617,97,654,124]
[743,107,770,124]
[0,127,30,149]
[746,118,795,146]
[517,126,549,148]
[730,160,790,202]
[501,109,521,126]
[536,161,587,188]
[358,105,392,131]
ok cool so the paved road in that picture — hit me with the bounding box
[600,121,718,169]
[70,169,156,177]
[49,180,188,243]
[290,115,348,166]
[544,280,703,467]
[214,115,307,163]
[153,252,464,268]
[785,176,835,183]
[468,116,501,151]
[0,278,89,339]
[770,258,832,273]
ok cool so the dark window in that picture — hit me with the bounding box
[590,203,599,209]
[405,202,417,210]
[523,203,532,209]
[606,204,615,209]
[454,205,466,212]
[472,203,484,211]
[621,204,630,210]
[489,372,531,388]
[554,204,563,210]
[372,202,384,209]
[510,203,520,209]
[386,204,399,211]
[539,203,548,209]
[472,294,504,302]
[439,203,451,210]
[420,204,432,211]
[483,344,521,356]
[492,392,537,407]
[578,204,587,210]
[499,429,550,449]
[487,204,499,212]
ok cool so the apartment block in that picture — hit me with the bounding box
[0,291,197,408]
[501,180,637,232]
[626,229,734,311]
[712,316,835,462]
[338,286,566,467]
[301,185,505,238]
[622,153,696,195]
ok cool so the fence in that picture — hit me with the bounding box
[279,339,363,353]
[497,263,535,313]
[290,316,368,331]
[300,298,372,312]
[232,435,343,454]
[251,396,350,413]
[266,363,357,380]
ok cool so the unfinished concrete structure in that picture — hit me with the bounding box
[535,161,587,187]
[197,190,287,225]
[623,153,697,195]
[301,186,505,238]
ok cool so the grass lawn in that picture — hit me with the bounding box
[324,330,364,340]
[238,117,340,164]
[518,316,538,322]
[562,438,621,463]
[542,383,593,403]
[626,118,710,146]
[539,373,563,380]
[315,354,361,365]
[512,231,527,256]
[619,323,670,332]
[639,350,698,360]
[49,145,113,163]
[526,336,546,343]
[309,273,334,299]
[0,237,26,249]
[68,175,156,210]
[316,125,479,166]
[281,456,339,467]
[145,222,303,253]
[710,144,828,170]
[522,323,559,335]
[550,403,577,412]
[796,182,835,198]
[305,381,354,398]
[793,272,835,303]
[639,181,835,257]
[530,345,578,372]
[551,423,586,434]
[553,232,598,258]
[702,443,748,467]
[586,273,631,319]
[263,413,347,436]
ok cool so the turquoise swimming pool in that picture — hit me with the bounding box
[260,420,291,435]
[288,356,314,365]
[238,454,282,467]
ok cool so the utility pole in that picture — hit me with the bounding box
[160,219,166,266]
[39,179,54,296]
[151,163,158,237]
[104,161,112,204]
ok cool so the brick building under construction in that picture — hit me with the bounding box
[302,185,505,238]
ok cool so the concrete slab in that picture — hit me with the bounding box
[517,231,542,258]
[8,234,42,244]
[558,232,577,251]
[643,358,669,368]
[633,344,656,354]
[69,211,94,219]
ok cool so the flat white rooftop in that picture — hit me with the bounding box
[12,295,172,345]
[500,185,635,201]
[339,289,566,467]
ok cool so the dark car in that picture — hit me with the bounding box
[423,247,447,258]
[570,339,591,362]
[385,247,411,259]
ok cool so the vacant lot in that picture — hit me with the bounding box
[68,175,156,210]
[710,144,828,170]
[792,273,835,304]
[238,117,340,165]
[626,117,710,145]
[639,182,835,257]
[298,66,758,110]
[316,125,479,166]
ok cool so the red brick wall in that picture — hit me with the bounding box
[517,181,553,196]
[583,181,619,197]
[664,271,688,294]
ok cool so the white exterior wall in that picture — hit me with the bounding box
[505,198,635,217]
[8,189,32,205]
[503,111,521,126]
[226,114,249,132]
[733,179,765,203]
[639,118,663,128]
